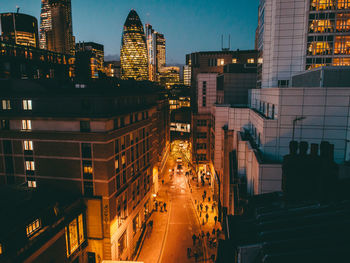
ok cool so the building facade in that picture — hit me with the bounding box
[39,0,75,55]
[120,10,149,81]
[0,79,169,261]
[76,42,104,80]
[0,13,39,48]
[257,0,350,89]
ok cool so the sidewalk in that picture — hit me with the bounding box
[186,171,222,262]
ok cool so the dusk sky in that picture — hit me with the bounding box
[1,0,259,64]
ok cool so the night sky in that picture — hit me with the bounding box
[1,0,259,64]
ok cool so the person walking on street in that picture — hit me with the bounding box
[163,202,167,212]
[201,230,205,239]
[204,190,207,198]
[217,229,221,238]
[206,231,210,240]
[155,201,158,211]
[212,228,216,236]
[192,234,197,246]
[205,204,209,213]
[206,213,209,222]
[214,215,218,224]
[202,194,205,202]
[197,204,199,211]
[211,204,214,212]
[200,203,203,211]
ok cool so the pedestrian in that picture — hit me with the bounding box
[197,204,199,211]
[192,234,197,246]
[205,204,209,212]
[162,179,164,184]
[210,254,215,262]
[199,211,202,217]
[214,215,218,224]
[201,230,205,238]
[194,252,198,262]
[217,229,221,237]
[163,202,167,212]
[200,203,203,211]
[155,201,158,211]
[208,197,211,202]
[206,231,210,240]
[204,190,207,197]
[211,204,214,212]
[206,213,209,222]
[202,218,205,225]
[195,199,197,204]
[202,195,205,202]
[212,228,216,236]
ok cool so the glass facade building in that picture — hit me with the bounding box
[307,0,350,68]
[39,0,75,55]
[120,10,149,81]
[0,13,39,48]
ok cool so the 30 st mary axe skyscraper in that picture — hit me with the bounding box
[120,10,149,80]
[39,0,75,55]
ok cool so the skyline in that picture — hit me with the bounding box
[0,0,259,64]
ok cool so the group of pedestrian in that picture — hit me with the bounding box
[154,200,167,212]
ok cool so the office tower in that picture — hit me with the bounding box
[0,13,39,48]
[120,10,149,80]
[104,61,121,78]
[145,24,166,81]
[183,65,191,86]
[39,0,75,55]
[76,42,104,79]
[257,0,350,88]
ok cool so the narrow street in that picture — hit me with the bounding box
[137,140,220,263]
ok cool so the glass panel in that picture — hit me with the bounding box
[69,219,78,254]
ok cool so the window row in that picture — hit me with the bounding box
[65,214,85,257]
[309,13,350,33]
[307,37,350,55]
[310,0,350,10]
[1,99,32,110]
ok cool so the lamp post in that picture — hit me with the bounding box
[292,116,306,141]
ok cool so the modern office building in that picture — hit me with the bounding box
[183,65,191,86]
[158,66,180,88]
[0,79,170,261]
[104,60,121,78]
[76,42,104,79]
[145,24,166,82]
[257,0,350,89]
[120,10,149,81]
[0,13,39,48]
[39,0,75,55]
[0,40,74,80]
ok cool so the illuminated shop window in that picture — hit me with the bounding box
[247,58,255,63]
[26,218,41,237]
[334,36,350,54]
[22,99,32,110]
[2,100,11,110]
[23,140,33,151]
[232,58,237,63]
[22,120,32,130]
[25,161,35,171]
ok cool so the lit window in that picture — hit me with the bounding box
[232,58,237,63]
[23,99,32,110]
[217,58,225,66]
[334,35,350,54]
[247,58,255,63]
[28,180,37,188]
[122,154,126,165]
[258,58,263,64]
[22,120,32,130]
[26,161,35,171]
[26,218,41,237]
[338,0,350,9]
[78,214,85,246]
[2,100,11,110]
[24,140,33,151]
[0,243,2,255]
[65,214,85,257]
[68,219,79,254]
[336,13,350,32]
[115,158,119,170]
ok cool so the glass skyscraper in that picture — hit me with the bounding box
[39,0,75,55]
[120,10,149,81]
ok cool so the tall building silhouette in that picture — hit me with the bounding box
[145,24,165,81]
[120,10,149,80]
[39,0,75,55]
[0,13,39,48]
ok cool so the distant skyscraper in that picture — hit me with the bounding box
[39,0,75,55]
[0,13,39,48]
[120,10,149,81]
[76,42,104,79]
[145,24,166,82]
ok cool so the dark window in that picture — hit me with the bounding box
[114,119,119,130]
[5,156,14,173]
[87,252,96,263]
[3,140,12,154]
[0,120,9,130]
[142,112,145,120]
[81,100,91,111]
[278,80,289,88]
[130,114,133,124]
[80,121,90,132]
[84,182,94,197]
[197,120,207,126]
[120,117,125,127]
[145,111,149,119]
[81,143,92,158]
[135,113,138,122]
[115,139,119,154]
[116,174,121,189]
[197,132,207,139]
[122,170,126,184]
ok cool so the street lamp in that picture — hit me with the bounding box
[292,116,306,141]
